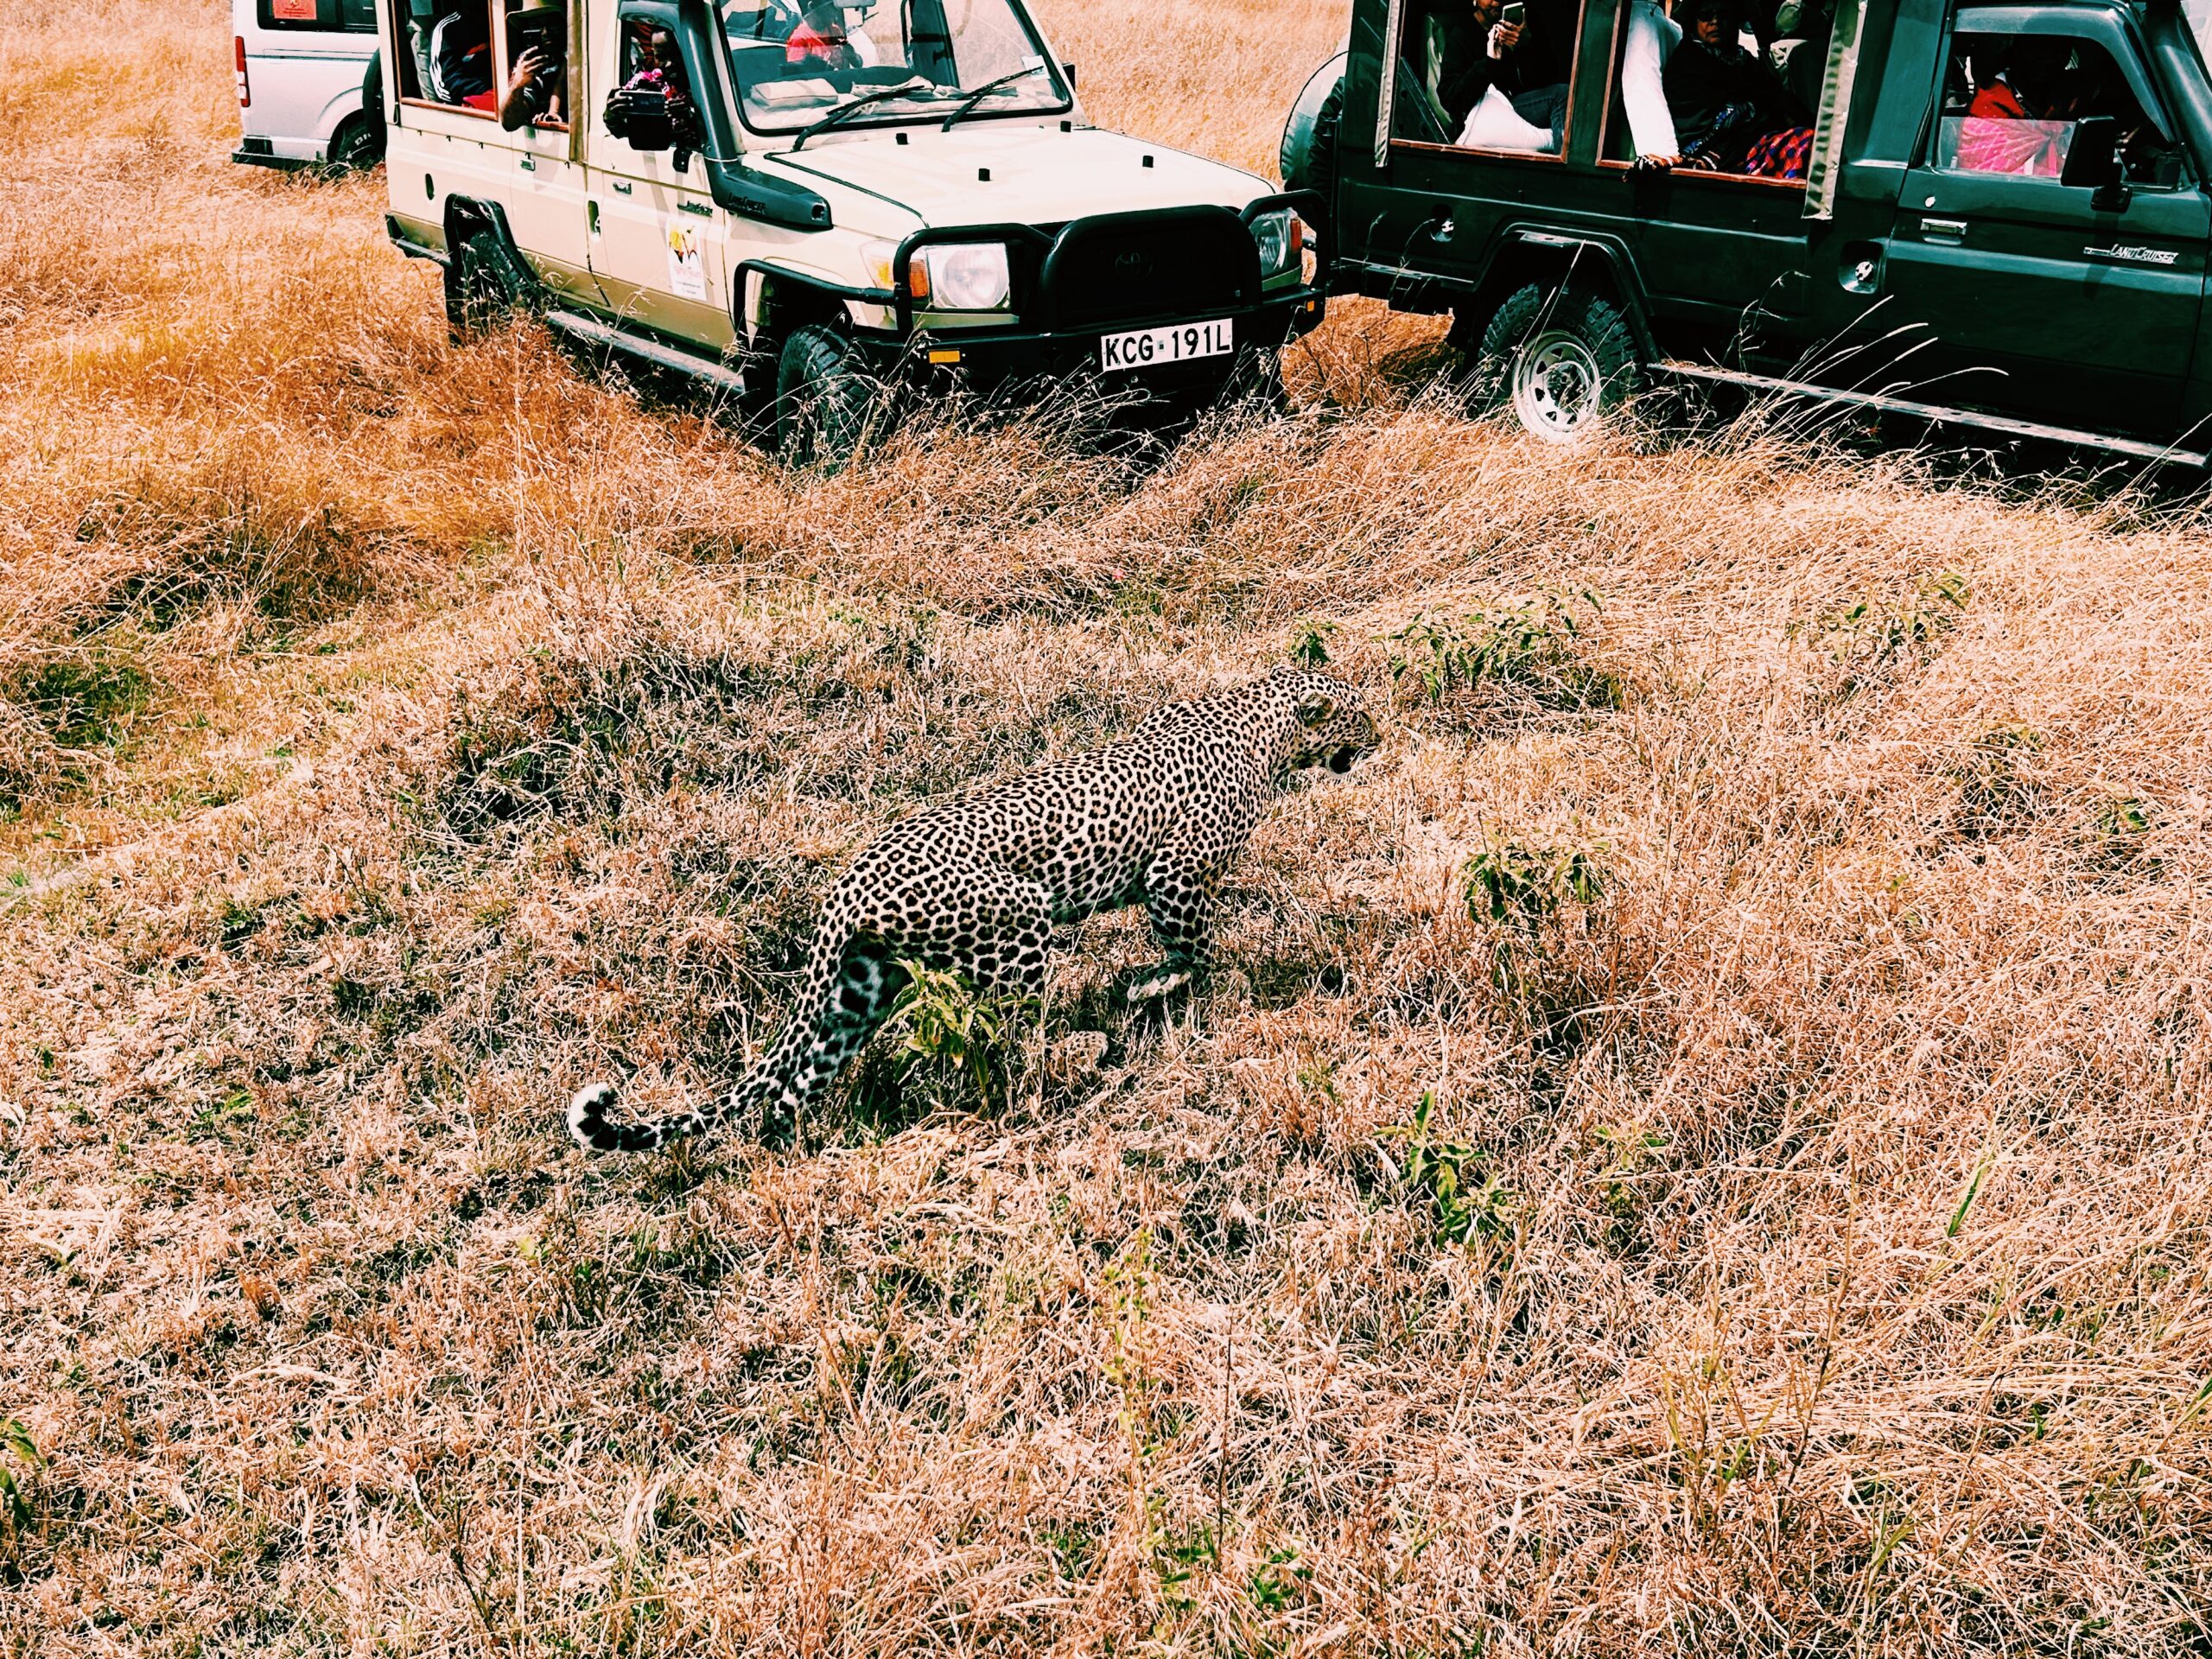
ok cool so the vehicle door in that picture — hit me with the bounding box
[1876,3,2206,432]
[493,0,601,305]
[585,1,733,346]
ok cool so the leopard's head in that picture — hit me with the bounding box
[1278,670,1381,777]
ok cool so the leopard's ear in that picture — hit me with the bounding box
[1296,690,1338,729]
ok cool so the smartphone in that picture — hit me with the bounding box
[1501,3,1527,24]
[509,6,567,57]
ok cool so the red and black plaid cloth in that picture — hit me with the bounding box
[1745,124,1815,179]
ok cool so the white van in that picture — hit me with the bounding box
[233,0,385,170]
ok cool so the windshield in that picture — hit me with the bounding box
[2190,0,2212,73]
[719,0,1070,134]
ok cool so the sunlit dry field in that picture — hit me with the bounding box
[2,2,2209,1655]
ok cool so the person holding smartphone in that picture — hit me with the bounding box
[1483,0,1573,146]
[499,3,568,130]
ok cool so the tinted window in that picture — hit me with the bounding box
[258,0,378,29]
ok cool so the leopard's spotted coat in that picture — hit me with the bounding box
[568,668,1378,1153]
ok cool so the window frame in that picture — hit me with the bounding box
[1382,0,1592,165]
[1922,3,2189,187]
[1590,0,1818,192]
[389,0,499,120]
[499,0,572,132]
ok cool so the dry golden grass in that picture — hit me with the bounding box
[2,2,2210,1654]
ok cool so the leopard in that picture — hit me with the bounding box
[566,667,1380,1154]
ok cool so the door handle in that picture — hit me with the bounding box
[588,200,601,236]
[519,152,535,173]
[1920,216,1967,245]
[610,178,634,195]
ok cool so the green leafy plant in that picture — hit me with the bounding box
[1817,569,1969,682]
[874,963,1037,1114]
[1594,1122,1671,1252]
[1247,1544,1311,1611]
[0,1419,43,1535]
[1286,617,1338,666]
[2089,791,2154,841]
[1381,1091,1519,1248]
[1383,588,1611,708]
[1464,836,1606,931]
[1951,724,2043,834]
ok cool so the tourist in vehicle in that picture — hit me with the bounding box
[1486,0,1575,145]
[1662,0,1815,176]
[1620,0,1682,167]
[429,3,496,110]
[1955,35,2075,175]
[497,4,566,129]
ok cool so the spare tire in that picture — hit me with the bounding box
[1279,54,1346,238]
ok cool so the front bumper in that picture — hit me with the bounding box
[851,285,1325,399]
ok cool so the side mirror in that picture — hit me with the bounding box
[1063,60,1076,92]
[2060,114,2130,212]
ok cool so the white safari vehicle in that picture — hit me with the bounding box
[374,0,1326,459]
[233,0,385,171]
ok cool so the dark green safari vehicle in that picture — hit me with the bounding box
[1284,0,2212,461]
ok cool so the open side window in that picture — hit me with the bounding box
[1597,0,1829,185]
[1932,10,2184,189]
[1385,0,1585,158]
[497,0,569,128]
[604,6,707,154]
[390,0,498,112]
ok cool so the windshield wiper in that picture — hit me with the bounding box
[791,78,936,150]
[939,63,1050,132]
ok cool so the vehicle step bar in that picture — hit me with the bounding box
[1652,359,2209,470]
[543,308,749,397]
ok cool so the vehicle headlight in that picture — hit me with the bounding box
[917,241,1011,310]
[1250,207,1304,276]
[861,238,902,293]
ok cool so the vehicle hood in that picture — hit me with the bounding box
[760,124,1271,231]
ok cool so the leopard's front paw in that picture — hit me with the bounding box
[1127,963,1194,1004]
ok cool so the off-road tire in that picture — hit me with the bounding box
[1472,284,1642,442]
[775,324,875,469]
[326,114,383,175]
[445,229,529,340]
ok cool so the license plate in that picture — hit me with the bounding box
[1099,319,1234,371]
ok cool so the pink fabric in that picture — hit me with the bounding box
[1950,115,2071,177]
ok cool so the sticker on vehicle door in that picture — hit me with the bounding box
[665,223,707,302]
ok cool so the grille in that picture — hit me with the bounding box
[1039,207,1260,331]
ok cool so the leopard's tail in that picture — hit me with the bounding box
[567,1075,735,1154]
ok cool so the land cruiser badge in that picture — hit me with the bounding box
[2084,244,2180,266]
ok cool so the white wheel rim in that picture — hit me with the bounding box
[1511,329,1604,442]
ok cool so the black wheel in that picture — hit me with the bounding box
[326,114,383,175]
[775,324,876,469]
[1475,284,1643,443]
